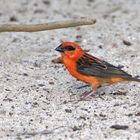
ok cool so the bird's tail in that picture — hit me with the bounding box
[126,77,140,82]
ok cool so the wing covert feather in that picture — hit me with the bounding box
[77,53,132,79]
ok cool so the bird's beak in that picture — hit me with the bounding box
[55,45,64,53]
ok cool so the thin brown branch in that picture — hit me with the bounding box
[52,57,63,64]
[0,19,96,32]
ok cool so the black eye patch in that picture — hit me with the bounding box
[64,46,76,51]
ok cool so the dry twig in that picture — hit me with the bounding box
[0,19,96,32]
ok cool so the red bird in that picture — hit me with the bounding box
[55,42,140,98]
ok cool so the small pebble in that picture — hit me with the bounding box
[110,125,129,130]
[123,40,132,46]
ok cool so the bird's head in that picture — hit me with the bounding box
[55,42,84,60]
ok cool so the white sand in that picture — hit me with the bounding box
[0,0,140,139]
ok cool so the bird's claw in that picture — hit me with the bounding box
[79,91,105,101]
[80,92,94,100]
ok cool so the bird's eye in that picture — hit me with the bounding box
[65,46,76,51]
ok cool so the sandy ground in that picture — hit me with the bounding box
[0,0,140,139]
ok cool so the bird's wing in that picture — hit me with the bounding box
[76,53,132,79]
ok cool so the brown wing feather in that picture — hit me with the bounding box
[77,53,133,79]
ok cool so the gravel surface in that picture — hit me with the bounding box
[0,0,140,139]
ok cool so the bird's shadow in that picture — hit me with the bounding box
[68,83,129,98]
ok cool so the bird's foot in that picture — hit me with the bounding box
[80,90,93,100]
[79,90,105,101]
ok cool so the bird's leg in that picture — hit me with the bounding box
[91,84,105,99]
[80,83,101,100]
[77,84,90,89]
[80,90,93,100]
